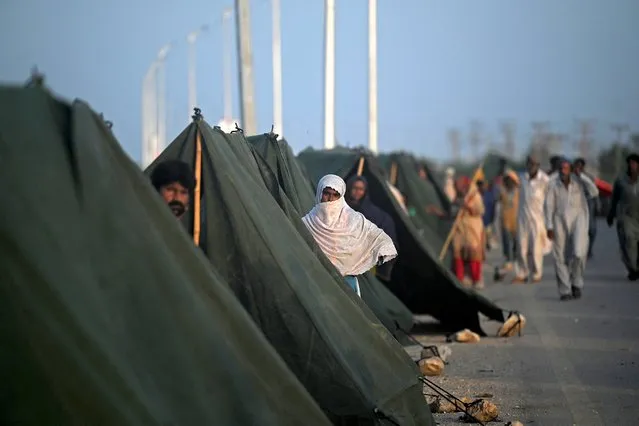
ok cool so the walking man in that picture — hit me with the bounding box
[545,158,599,300]
[607,153,639,280]
[513,155,550,283]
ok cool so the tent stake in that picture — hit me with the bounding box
[356,156,365,176]
[438,162,484,261]
[193,128,203,246]
[389,162,398,185]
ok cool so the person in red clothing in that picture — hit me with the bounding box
[429,176,486,288]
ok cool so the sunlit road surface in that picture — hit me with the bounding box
[408,220,639,426]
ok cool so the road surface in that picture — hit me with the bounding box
[408,220,639,425]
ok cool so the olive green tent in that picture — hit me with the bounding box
[246,132,415,336]
[0,84,332,426]
[146,117,434,425]
[297,148,506,334]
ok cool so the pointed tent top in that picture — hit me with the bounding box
[191,107,203,122]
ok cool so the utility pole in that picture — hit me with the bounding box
[156,44,171,158]
[367,0,378,154]
[448,128,461,163]
[500,121,516,159]
[323,0,336,150]
[272,0,283,139]
[469,120,482,161]
[234,0,257,134]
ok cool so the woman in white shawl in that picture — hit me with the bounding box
[302,174,398,297]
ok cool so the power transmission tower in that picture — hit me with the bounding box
[500,121,516,159]
[469,120,482,161]
[575,119,595,161]
[448,128,461,163]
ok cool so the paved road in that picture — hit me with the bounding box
[409,220,639,425]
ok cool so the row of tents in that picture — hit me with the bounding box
[2,80,516,425]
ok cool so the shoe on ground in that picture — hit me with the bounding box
[572,287,582,299]
[474,280,485,289]
[628,271,639,281]
[511,276,527,284]
[560,294,573,301]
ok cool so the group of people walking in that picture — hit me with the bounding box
[440,154,605,301]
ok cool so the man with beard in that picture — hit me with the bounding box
[346,176,398,281]
[545,158,598,300]
[513,155,550,284]
[607,153,639,280]
[150,160,196,220]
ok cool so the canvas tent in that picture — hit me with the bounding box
[246,133,415,336]
[146,117,434,425]
[297,148,506,334]
[0,84,332,425]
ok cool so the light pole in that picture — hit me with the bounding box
[217,7,237,132]
[368,0,378,154]
[141,61,158,168]
[323,0,336,150]
[155,43,172,159]
[272,0,283,139]
[187,25,209,124]
[235,0,257,135]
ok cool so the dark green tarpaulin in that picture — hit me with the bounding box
[297,149,506,335]
[0,85,332,426]
[246,133,414,337]
[146,120,434,425]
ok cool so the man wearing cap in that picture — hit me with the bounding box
[545,158,599,300]
[607,153,639,280]
[513,155,550,283]
[150,159,196,221]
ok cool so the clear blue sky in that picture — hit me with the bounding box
[1,0,638,163]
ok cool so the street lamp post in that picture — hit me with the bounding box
[141,61,158,168]
[272,0,283,139]
[187,25,209,125]
[155,43,172,158]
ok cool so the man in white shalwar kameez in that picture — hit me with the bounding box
[545,158,599,300]
[513,155,550,284]
[302,175,398,297]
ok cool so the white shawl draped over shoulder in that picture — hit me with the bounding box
[302,174,398,276]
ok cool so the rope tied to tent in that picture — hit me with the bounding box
[393,322,448,365]
[99,113,113,130]
[419,376,488,425]
[232,123,243,134]
[499,310,524,337]
[192,107,203,122]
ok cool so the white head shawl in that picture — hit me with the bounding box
[302,174,398,276]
